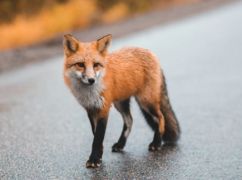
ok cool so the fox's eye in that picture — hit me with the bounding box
[75,62,85,68]
[93,62,102,68]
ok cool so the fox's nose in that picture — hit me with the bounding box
[88,78,95,85]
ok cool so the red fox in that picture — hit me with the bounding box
[63,34,180,168]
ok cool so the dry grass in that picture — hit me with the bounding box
[102,3,129,24]
[0,0,199,50]
[0,0,96,50]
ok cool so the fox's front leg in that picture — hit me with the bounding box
[86,109,109,168]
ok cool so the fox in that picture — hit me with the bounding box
[63,34,180,168]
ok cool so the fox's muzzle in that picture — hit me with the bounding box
[88,78,95,85]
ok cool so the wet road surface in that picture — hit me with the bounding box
[1,1,242,179]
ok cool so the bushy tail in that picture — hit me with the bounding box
[160,75,180,143]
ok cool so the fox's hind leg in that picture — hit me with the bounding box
[112,98,133,152]
[136,98,165,151]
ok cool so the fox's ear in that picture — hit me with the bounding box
[96,34,112,55]
[63,34,79,56]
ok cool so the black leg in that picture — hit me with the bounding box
[140,107,162,151]
[87,110,96,135]
[112,99,133,152]
[112,124,128,152]
[148,129,162,151]
[86,117,107,168]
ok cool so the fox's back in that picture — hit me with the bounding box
[104,47,162,101]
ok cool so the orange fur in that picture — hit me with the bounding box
[63,35,164,132]
[101,47,164,126]
[63,34,180,168]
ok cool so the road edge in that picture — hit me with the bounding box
[0,0,240,73]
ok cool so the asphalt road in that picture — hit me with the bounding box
[1,1,242,179]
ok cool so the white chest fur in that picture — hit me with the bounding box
[70,78,105,109]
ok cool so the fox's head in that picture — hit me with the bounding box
[63,34,112,86]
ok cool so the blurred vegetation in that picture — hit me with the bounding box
[97,0,156,12]
[0,0,67,23]
[0,0,158,24]
[0,0,196,50]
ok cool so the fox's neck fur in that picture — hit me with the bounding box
[70,77,105,109]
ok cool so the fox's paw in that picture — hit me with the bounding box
[148,142,162,151]
[86,158,102,168]
[112,142,124,152]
